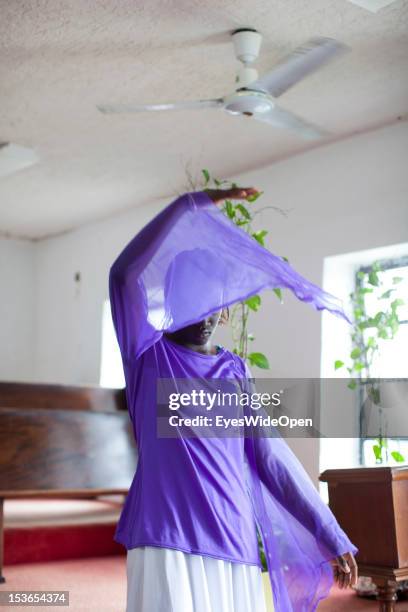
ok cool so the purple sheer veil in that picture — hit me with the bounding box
[164,248,226,329]
[241,364,358,610]
[109,190,350,362]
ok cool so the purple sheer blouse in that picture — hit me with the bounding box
[109,191,358,611]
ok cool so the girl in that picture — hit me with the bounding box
[109,187,358,612]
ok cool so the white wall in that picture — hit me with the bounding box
[34,201,165,385]
[0,237,35,381]
[33,121,408,387]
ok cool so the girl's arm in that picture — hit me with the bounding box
[109,188,255,362]
[109,191,211,362]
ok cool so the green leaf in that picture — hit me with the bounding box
[391,298,404,311]
[380,289,394,300]
[246,191,263,202]
[391,451,405,462]
[374,311,385,324]
[245,295,261,312]
[334,360,344,370]
[236,203,251,219]
[214,177,221,186]
[281,256,289,263]
[202,168,210,185]
[357,271,365,280]
[273,287,283,303]
[392,276,403,284]
[353,362,365,372]
[350,347,361,359]
[386,313,399,336]
[248,352,270,369]
[367,336,376,348]
[224,200,235,219]
[348,380,357,390]
[252,230,268,246]
[368,386,380,404]
[247,333,255,341]
[373,444,382,461]
[354,308,364,319]
[368,271,379,286]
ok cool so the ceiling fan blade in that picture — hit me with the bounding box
[247,37,349,98]
[97,99,224,113]
[252,105,328,140]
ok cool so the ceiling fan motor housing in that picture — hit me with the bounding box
[231,28,262,64]
[224,91,273,116]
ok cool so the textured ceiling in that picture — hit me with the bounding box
[1,0,407,240]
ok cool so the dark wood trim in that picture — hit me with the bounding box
[0,382,127,413]
[0,498,4,583]
[0,489,129,499]
[319,466,408,484]
[358,565,408,581]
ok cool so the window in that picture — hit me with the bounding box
[320,243,408,487]
[100,299,125,388]
[357,257,408,466]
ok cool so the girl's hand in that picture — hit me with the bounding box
[204,187,260,204]
[330,552,358,590]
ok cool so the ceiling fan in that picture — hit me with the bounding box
[97,29,350,140]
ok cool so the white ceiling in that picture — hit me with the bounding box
[1,0,407,240]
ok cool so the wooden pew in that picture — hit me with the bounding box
[0,381,137,583]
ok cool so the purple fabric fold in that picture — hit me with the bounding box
[238,361,358,610]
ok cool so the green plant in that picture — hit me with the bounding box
[201,168,288,370]
[199,169,289,573]
[334,260,405,464]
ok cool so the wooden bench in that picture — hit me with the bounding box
[0,381,137,583]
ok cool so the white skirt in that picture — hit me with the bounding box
[126,546,267,612]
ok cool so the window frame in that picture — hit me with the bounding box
[355,255,408,465]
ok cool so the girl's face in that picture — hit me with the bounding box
[166,309,224,346]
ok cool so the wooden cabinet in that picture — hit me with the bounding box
[319,466,408,611]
